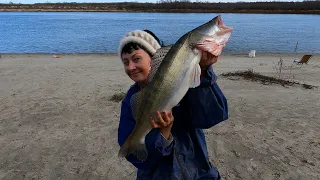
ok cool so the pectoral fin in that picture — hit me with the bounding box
[189,63,201,88]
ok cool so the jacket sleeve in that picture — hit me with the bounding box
[186,66,228,129]
[118,93,173,169]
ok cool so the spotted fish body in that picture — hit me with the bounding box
[119,15,232,161]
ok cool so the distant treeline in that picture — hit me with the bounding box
[1,1,320,14]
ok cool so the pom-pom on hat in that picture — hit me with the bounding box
[119,30,161,56]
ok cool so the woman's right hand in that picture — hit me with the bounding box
[199,51,219,69]
[150,111,174,139]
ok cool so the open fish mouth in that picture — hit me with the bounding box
[194,16,232,56]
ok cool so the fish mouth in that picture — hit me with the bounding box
[193,15,232,37]
[192,16,232,56]
[207,16,233,37]
[215,16,233,34]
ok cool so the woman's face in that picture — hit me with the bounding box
[121,49,151,85]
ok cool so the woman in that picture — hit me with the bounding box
[118,30,228,180]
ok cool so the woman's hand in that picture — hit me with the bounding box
[150,111,174,139]
[199,51,219,69]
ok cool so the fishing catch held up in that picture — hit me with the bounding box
[119,15,232,161]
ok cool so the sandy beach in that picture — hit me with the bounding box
[0,53,319,180]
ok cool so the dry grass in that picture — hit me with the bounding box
[221,69,316,89]
[110,92,126,102]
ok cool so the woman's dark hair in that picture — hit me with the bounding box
[121,42,151,57]
[121,30,164,56]
[143,29,161,45]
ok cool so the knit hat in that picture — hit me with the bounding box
[118,30,161,56]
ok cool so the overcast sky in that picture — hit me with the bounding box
[0,0,304,4]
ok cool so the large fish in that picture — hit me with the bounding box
[119,15,232,161]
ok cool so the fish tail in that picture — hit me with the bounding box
[118,135,148,161]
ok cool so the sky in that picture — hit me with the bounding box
[0,0,304,4]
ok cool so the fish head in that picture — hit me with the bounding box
[188,15,232,57]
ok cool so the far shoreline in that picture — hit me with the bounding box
[1,1,320,15]
[1,9,320,14]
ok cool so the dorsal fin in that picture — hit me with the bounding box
[130,90,145,121]
[147,45,172,83]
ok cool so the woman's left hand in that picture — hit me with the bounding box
[150,111,174,139]
[199,51,219,69]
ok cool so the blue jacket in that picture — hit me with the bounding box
[118,66,228,180]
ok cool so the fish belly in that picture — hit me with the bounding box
[163,53,200,111]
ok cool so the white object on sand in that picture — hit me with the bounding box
[249,50,256,58]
